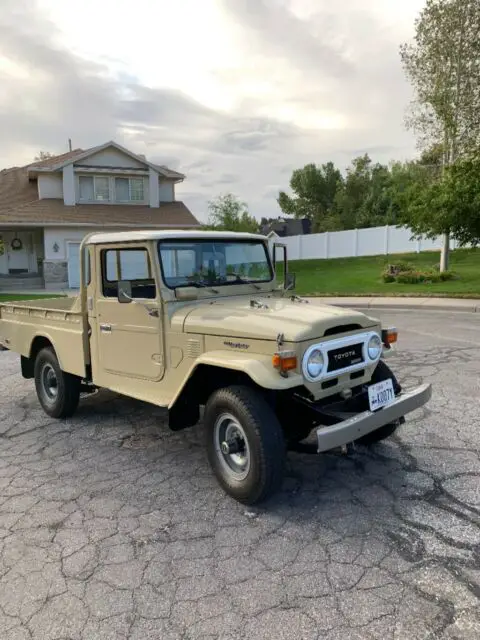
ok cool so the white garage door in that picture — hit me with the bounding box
[67,242,81,289]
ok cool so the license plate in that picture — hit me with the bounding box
[368,379,395,412]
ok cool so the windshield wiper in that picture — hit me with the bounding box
[226,273,261,290]
[188,280,219,293]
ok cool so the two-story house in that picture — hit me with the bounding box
[0,141,199,290]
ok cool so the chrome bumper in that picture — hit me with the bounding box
[316,383,432,453]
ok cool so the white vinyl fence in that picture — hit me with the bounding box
[269,225,460,262]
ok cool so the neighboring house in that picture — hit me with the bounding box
[261,218,311,237]
[0,141,199,290]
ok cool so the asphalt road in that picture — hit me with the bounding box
[0,310,479,640]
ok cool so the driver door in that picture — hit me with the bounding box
[94,245,164,390]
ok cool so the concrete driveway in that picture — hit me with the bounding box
[0,310,479,640]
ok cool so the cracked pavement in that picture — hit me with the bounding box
[0,309,479,639]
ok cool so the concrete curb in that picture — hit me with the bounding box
[309,297,480,313]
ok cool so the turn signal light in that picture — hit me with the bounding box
[382,328,398,347]
[272,351,297,373]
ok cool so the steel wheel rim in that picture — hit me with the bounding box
[41,363,58,402]
[214,413,251,481]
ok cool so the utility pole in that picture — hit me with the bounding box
[68,138,72,152]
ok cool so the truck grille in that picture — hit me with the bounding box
[327,343,364,372]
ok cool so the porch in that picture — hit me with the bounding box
[0,229,44,290]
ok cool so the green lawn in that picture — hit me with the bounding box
[2,250,479,301]
[290,248,480,297]
[0,294,65,302]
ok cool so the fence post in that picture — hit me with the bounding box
[353,229,359,256]
[325,232,330,259]
[384,226,389,255]
[295,236,302,260]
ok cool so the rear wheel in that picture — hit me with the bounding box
[204,385,286,505]
[34,347,81,419]
[356,360,403,445]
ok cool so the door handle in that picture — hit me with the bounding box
[100,323,112,333]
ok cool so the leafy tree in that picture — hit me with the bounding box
[34,151,55,162]
[334,155,400,229]
[206,193,259,233]
[277,162,344,231]
[400,0,480,270]
[0,236,4,257]
[406,157,480,247]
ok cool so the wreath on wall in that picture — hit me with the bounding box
[10,238,23,251]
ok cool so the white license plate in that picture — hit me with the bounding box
[368,379,395,412]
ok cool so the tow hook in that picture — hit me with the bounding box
[340,442,355,455]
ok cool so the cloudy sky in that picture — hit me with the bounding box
[0,0,425,221]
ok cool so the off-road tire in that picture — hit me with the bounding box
[204,385,286,505]
[356,360,403,445]
[34,347,81,419]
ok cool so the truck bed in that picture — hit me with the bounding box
[0,296,87,378]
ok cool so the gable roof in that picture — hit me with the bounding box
[28,141,185,180]
[0,166,199,229]
[261,218,311,237]
[28,149,85,169]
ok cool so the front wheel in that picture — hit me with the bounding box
[204,385,286,505]
[34,347,81,419]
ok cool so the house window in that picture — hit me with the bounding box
[79,176,110,202]
[115,177,145,202]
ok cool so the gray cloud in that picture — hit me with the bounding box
[0,0,419,221]
[219,0,354,78]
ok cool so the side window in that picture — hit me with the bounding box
[102,248,156,299]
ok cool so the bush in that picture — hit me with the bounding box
[382,263,456,284]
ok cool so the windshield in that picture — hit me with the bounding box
[158,239,273,289]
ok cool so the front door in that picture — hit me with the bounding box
[5,232,30,273]
[94,245,164,389]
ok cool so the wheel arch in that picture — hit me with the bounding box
[169,351,302,411]
[21,335,60,379]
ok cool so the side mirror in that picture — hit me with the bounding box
[285,272,296,291]
[118,280,133,303]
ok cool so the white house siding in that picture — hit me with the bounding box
[149,168,160,207]
[62,164,75,205]
[78,148,146,168]
[37,174,63,199]
[43,228,97,289]
[159,180,174,202]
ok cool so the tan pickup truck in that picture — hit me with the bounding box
[0,230,431,504]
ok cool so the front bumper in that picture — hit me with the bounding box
[316,383,432,452]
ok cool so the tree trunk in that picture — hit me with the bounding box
[440,233,450,272]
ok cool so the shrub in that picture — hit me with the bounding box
[382,263,456,284]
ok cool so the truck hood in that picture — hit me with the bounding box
[173,297,377,342]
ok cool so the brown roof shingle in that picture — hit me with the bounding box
[27,149,85,169]
[0,166,199,228]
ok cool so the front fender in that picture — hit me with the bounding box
[168,350,303,409]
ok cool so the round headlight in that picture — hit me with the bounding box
[368,334,382,360]
[306,348,324,379]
